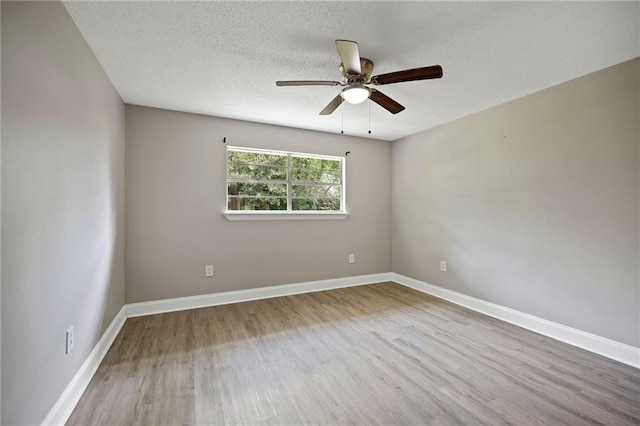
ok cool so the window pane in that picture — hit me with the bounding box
[227,182,287,197]
[291,168,341,183]
[227,150,287,167]
[226,148,344,212]
[292,198,341,211]
[292,184,341,199]
[227,164,287,180]
[228,197,287,211]
[291,156,341,171]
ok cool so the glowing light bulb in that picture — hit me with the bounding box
[341,86,370,104]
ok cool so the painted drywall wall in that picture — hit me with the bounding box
[0,3,3,420]
[125,105,391,303]
[1,2,125,424]
[392,58,640,347]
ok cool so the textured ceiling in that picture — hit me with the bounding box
[63,1,639,141]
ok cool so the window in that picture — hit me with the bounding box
[226,146,345,213]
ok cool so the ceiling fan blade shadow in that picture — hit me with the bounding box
[369,89,405,114]
[371,65,443,85]
[319,94,344,115]
[276,80,342,87]
[335,40,361,75]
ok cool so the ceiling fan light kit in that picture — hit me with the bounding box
[276,39,443,117]
[342,86,370,104]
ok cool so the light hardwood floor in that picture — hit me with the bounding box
[67,282,640,425]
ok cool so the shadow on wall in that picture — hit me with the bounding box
[73,163,119,345]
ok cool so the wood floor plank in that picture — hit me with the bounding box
[67,282,640,425]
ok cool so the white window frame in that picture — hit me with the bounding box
[223,146,348,221]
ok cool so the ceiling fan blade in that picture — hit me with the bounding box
[276,80,341,87]
[319,94,344,115]
[371,65,443,85]
[369,89,405,114]
[335,40,361,75]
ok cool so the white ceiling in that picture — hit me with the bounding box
[63,1,639,141]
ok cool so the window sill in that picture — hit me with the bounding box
[223,211,349,221]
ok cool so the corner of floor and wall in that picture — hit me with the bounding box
[2,1,639,425]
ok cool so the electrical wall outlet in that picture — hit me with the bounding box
[205,265,214,277]
[349,253,355,264]
[440,261,447,272]
[66,326,74,354]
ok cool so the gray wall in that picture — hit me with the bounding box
[125,105,391,303]
[0,3,3,420]
[1,2,125,424]
[392,58,640,347]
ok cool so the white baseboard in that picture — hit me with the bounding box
[392,273,640,369]
[42,306,127,426]
[126,272,394,318]
[41,273,391,425]
[41,271,639,425]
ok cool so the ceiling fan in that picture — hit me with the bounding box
[276,40,443,115]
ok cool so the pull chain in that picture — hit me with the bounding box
[341,107,344,134]
[368,99,372,134]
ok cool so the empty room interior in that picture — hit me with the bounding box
[2,1,640,425]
